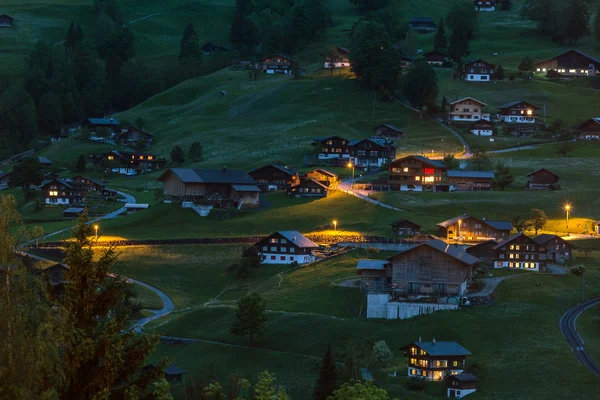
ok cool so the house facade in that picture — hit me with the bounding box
[448,98,490,122]
[323,47,350,68]
[533,234,574,262]
[157,167,260,208]
[288,178,328,197]
[463,60,495,82]
[312,136,352,160]
[41,179,85,205]
[474,0,496,11]
[388,156,447,192]
[535,49,600,77]
[436,215,512,241]
[526,168,559,190]
[255,231,319,264]
[423,50,448,65]
[84,117,120,132]
[470,120,493,136]
[248,164,300,191]
[373,124,404,139]
[391,219,421,236]
[117,127,153,146]
[71,176,105,192]
[447,373,479,398]
[497,101,539,124]
[304,169,339,187]
[255,54,294,74]
[96,151,166,174]
[572,118,600,140]
[409,17,437,31]
[493,233,546,271]
[349,138,396,168]
[465,239,498,265]
[403,340,471,381]
[447,170,495,191]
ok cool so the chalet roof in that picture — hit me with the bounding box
[125,203,150,209]
[120,127,153,137]
[436,215,512,231]
[296,179,329,189]
[41,179,75,189]
[493,232,534,249]
[73,175,104,187]
[532,234,556,245]
[38,156,53,165]
[336,46,349,54]
[410,17,434,23]
[410,340,472,356]
[391,219,421,227]
[201,41,229,50]
[393,155,446,169]
[257,53,293,62]
[497,100,540,110]
[447,170,495,179]
[356,259,388,270]
[231,184,261,192]
[375,124,404,133]
[348,137,394,148]
[465,239,498,252]
[390,239,480,266]
[424,49,448,57]
[448,373,479,382]
[63,207,85,214]
[484,220,513,231]
[449,97,487,107]
[312,135,348,142]
[158,168,256,185]
[277,231,318,248]
[311,168,338,178]
[87,117,120,126]
[249,164,297,176]
[525,167,558,179]
[465,59,494,68]
[534,48,600,66]
[572,118,600,130]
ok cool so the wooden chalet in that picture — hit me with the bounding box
[255,231,319,264]
[447,373,479,398]
[304,168,339,187]
[117,127,153,146]
[0,171,12,190]
[497,101,539,124]
[125,203,150,214]
[323,47,350,68]
[254,54,294,74]
[95,150,166,174]
[200,41,229,55]
[493,233,546,271]
[572,118,600,140]
[0,15,14,27]
[470,120,493,136]
[403,339,471,381]
[447,170,495,191]
[83,117,120,132]
[356,259,389,292]
[388,156,447,192]
[63,207,85,218]
[436,214,512,241]
[409,17,437,32]
[474,0,496,11]
[373,124,405,139]
[312,135,352,161]
[391,219,421,236]
[41,179,85,205]
[288,178,328,198]
[535,49,600,77]
[525,168,559,190]
[533,234,574,262]
[72,176,105,192]
[423,50,448,65]
[349,137,396,169]
[448,97,490,122]
[157,167,260,208]
[465,239,498,264]
[463,60,495,82]
[248,164,300,191]
[401,55,416,68]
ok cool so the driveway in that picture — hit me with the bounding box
[547,264,568,275]
[104,190,137,219]
[338,178,403,211]
[129,277,175,333]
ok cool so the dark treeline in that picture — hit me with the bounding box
[521,0,592,44]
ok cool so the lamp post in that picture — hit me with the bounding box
[333,220,337,231]
[457,219,462,241]
[347,162,355,185]
[94,224,99,240]
[564,204,571,229]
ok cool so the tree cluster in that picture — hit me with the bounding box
[447,1,478,62]
[521,0,591,44]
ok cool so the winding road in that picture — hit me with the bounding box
[559,298,600,377]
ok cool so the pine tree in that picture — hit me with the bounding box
[179,23,203,77]
[401,63,439,119]
[65,21,76,53]
[313,345,337,400]
[171,145,185,163]
[500,0,511,11]
[595,6,600,45]
[45,58,54,80]
[496,65,505,80]
[433,18,447,51]
[440,96,448,112]
[565,0,591,45]
[231,292,266,346]
[9,158,44,201]
[75,154,86,172]
[188,141,203,161]
[448,21,469,62]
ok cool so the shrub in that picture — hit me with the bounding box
[569,265,586,276]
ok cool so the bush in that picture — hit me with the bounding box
[407,377,426,392]
[569,265,586,276]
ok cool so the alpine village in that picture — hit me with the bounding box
[2,0,600,399]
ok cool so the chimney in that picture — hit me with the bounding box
[223,166,228,174]
[418,336,422,342]
[293,234,297,241]
[432,337,436,344]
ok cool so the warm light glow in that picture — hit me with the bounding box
[49,191,58,196]
[527,109,533,115]
[107,155,114,160]
[347,163,353,168]
[564,204,571,211]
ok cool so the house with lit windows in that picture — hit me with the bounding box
[95,150,166,174]
[40,179,86,205]
[435,214,512,242]
[533,234,574,263]
[463,59,495,81]
[402,339,471,381]
[534,49,600,77]
[448,97,491,122]
[493,232,546,271]
[254,54,294,74]
[255,231,319,264]
[474,0,496,11]
[572,118,600,140]
[388,155,447,192]
[312,136,352,161]
[248,164,300,191]
[348,137,396,168]
[496,101,539,124]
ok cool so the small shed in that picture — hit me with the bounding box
[423,50,448,65]
[63,207,85,219]
[288,179,328,198]
[373,124,405,139]
[124,203,150,214]
[201,41,229,55]
[38,156,54,166]
[446,373,478,398]
[391,219,421,236]
[144,363,188,385]
[0,15,14,27]
[526,168,559,190]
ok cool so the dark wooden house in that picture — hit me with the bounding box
[312,135,352,161]
[572,118,600,140]
[72,176,105,192]
[409,17,437,31]
[391,219,421,236]
[447,170,495,191]
[423,50,448,65]
[0,171,12,190]
[447,373,479,398]
[497,101,539,124]
[388,155,447,192]
[373,124,405,139]
[63,207,85,219]
[463,59,495,82]
[470,119,494,136]
[0,15,14,27]
[493,233,546,271]
[288,178,328,198]
[255,231,319,264]
[95,151,166,174]
[534,49,600,77]
[401,55,416,68]
[402,339,472,381]
[143,364,188,385]
[525,168,559,190]
[465,239,498,265]
[41,179,85,205]
[157,167,260,208]
[200,41,229,55]
[117,127,153,146]
[304,168,339,186]
[533,234,574,262]
[83,117,120,132]
[254,54,294,74]
[436,215,512,241]
[248,164,300,191]
[349,137,396,169]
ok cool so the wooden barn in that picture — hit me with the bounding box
[83,117,120,132]
[534,49,600,77]
[249,164,299,191]
[470,120,493,136]
[447,170,495,191]
[463,60,495,82]
[391,219,421,236]
[447,373,479,398]
[525,168,559,190]
[304,168,339,186]
[436,215,512,241]
[117,127,153,146]
[572,118,600,140]
[0,15,14,27]
[373,124,405,139]
[423,50,448,65]
[465,239,498,265]
[533,234,574,262]
[288,178,329,198]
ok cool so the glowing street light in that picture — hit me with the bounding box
[347,162,355,185]
[333,220,338,231]
[94,224,99,240]
[564,203,571,228]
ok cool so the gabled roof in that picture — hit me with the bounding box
[526,167,558,179]
[465,58,494,68]
[389,239,480,266]
[120,127,153,138]
[336,46,350,55]
[447,372,479,382]
[356,259,388,270]
[572,118,600,130]
[41,178,75,189]
[72,175,104,187]
[296,178,329,189]
[484,220,513,231]
[533,234,574,247]
[392,155,446,169]
[497,100,540,110]
[231,184,261,192]
[86,117,119,126]
[391,219,421,227]
[493,232,536,249]
[312,135,349,142]
[348,137,394,148]
[157,168,256,185]
[277,231,318,248]
[310,168,338,178]
[249,164,297,176]
[436,214,512,231]
[447,170,495,179]
[410,17,434,23]
[38,156,53,165]
[63,207,85,214]
[375,124,404,133]
[408,340,472,356]
[534,49,600,67]
[466,239,498,250]
[201,41,229,50]
[256,53,293,62]
[423,49,448,57]
[449,97,487,107]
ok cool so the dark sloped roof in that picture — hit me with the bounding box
[311,168,338,178]
[356,259,388,270]
[87,117,119,125]
[63,207,85,214]
[448,372,479,382]
[484,220,513,231]
[424,49,448,57]
[532,234,556,245]
[535,48,600,66]
[410,17,434,23]
[390,239,480,265]
[412,341,471,356]
[394,155,445,169]
[158,168,256,185]
[436,215,511,231]
[449,97,487,106]
[497,100,540,110]
[201,41,229,50]
[38,156,53,164]
[257,53,293,62]
[572,118,600,130]
[526,167,558,179]
[493,232,536,249]
[297,178,329,189]
[375,123,404,133]
[465,239,498,252]
[391,219,421,227]
[447,170,495,179]
[249,164,297,176]
[231,184,261,192]
[278,231,318,248]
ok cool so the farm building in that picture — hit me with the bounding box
[348,137,396,169]
[125,203,150,214]
[446,373,479,398]
[409,17,437,31]
[312,136,352,161]
[71,176,105,192]
[447,170,495,191]
[572,118,600,140]
[391,219,421,236]
[200,41,229,55]
[323,47,350,68]
[448,97,490,122]
[388,155,447,192]
[493,233,546,271]
[525,168,559,190]
[38,156,53,167]
[41,179,85,205]
[288,178,329,198]
[117,127,153,146]
[470,120,493,136]
[474,0,496,11]
[304,168,339,186]
[249,164,299,191]
[435,215,512,242]
[534,49,600,77]
[465,239,498,264]
[373,124,404,139]
[497,101,539,124]
[402,339,472,381]
[463,59,495,82]
[533,234,574,262]
[0,15,14,27]
[254,54,294,74]
[423,50,448,65]
[157,167,260,208]
[83,117,120,132]
[63,207,85,219]
[401,55,416,68]
[356,259,388,292]
[255,231,319,264]
[95,151,166,174]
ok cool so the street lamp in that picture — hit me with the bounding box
[94,224,99,240]
[333,220,338,231]
[457,219,462,240]
[564,203,571,229]
[347,162,355,185]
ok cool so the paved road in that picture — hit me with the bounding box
[559,298,600,377]
[337,180,403,211]
[487,139,577,154]
[129,277,175,333]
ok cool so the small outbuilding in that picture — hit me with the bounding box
[0,15,14,27]
[391,219,421,236]
[288,179,328,198]
[373,124,405,139]
[63,207,86,219]
[143,363,188,385]
[470,120,493,136]
[525,168,559,190]
[446,373,479,398]
[124,203,150,214]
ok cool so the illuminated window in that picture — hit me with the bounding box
[451,371,459,375]
[148,156,153,160]
[509,245,514,250]
[410,358,417,364]
[452,361,459,367]
[423,168,435,174]
[139,156,144,160]
[515,254,520,259]
[509,254,514,259]
[108,155,114,160]
[520,110,524,115]
[49,191,58,196]
[423,176,434,183]
[411,347,417,355]
[410,369,417,375]
[509,262,514,268]
[434,360,448,368]
[536,68,540,72]
[420,349,427,356]
[542,68,546,72]
[270,238,278,243]
[527,110,532,115]
[421,370,427,377]
[415,176,421,181]
[515,245,520,250]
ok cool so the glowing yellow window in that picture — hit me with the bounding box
[415,176,421,181]
[423,176,434,183]
[411,347,417,355]
[108,155,114,160]
[49,191,58,196]
[527,110,532,115]
[403,167,409,172]
[139,156,144,160]
[148,156,153,160]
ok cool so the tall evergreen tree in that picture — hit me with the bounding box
[45,58,54,80]
[433,18,447,51]
[231,292,267,346]
[75,154,86,172]
[179,23,203,77]
[446,0,478,39]
[401,63,439,119]
[286,3,311,52]
[565,0,590,44]
[37,92,63,135]
[65,21,77,53]
[9,158,44,201]
[448,21,469,62]
[496,64,505,80]
[313,345,337,400]
[595,6,600,45]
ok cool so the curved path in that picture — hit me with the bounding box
[559,298,600,377]
[129,277,175,333]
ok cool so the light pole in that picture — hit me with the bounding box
[94,224,99,240]
[333,220,338,231]
[347,162,355,185]
[564,203,571,229]
[457,219,462,240]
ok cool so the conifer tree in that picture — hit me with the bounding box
[448,21,469,62]
[433,18,447,51]
[179,23,203,77]
[496,65,505,80]
[313,345,337,400]
[595,6,600,45]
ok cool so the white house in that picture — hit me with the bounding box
[497,101,539,124]
[255,231,319,265]
[463,59,495,82]
[324,47,350,68]
[448,97,491,122]
[470,120,493,136]
[474,0,496,11]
